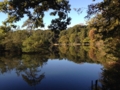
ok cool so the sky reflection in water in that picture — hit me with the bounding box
[0,58,102,90]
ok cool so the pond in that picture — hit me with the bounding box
[0,46,120,90]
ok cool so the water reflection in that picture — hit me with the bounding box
[87,42,120,90]
[0,46,120,90]
[99,61,120,90]
[22,68,45,86]
[91,80,101,90]
[90,61,120,90]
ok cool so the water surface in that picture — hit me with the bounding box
[0,55,103,90]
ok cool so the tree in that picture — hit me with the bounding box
[59,35,69,44]
[69,34,76,43]
[22,34,44,52]
[0,0,71,31]
[86,0,120,39]
[0,25,11,33]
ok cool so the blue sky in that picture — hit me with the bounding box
[0,0,102,29]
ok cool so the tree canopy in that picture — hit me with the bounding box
[0,0,120,40]
[86,0,120,39]
[0,0,71,31]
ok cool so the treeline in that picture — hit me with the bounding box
[0,24,89,53]
[58,24,89,45]
[0,29,54,53]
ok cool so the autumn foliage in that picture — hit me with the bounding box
[88,29,95,40]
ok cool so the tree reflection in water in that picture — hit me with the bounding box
[22,68,45,86]
[91,61,120,90]
[0,53,46,88]
[19,54,46,87]
[99,61,120,90]
[89,45,120,90]
[1,46,120,90]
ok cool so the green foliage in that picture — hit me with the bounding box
[0,0,71,31]
[86,0,120,40]
[22,35,44,52]
[22,30,54,52]
[0,24,89,53]
[59,35,69,44]
[0,28,6,45]
[2,30,29,52]
[69,34,76,43]
[83,37,90,42]
[59,24,88,44]
[86,0,120,57]
[0,25,11,33]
